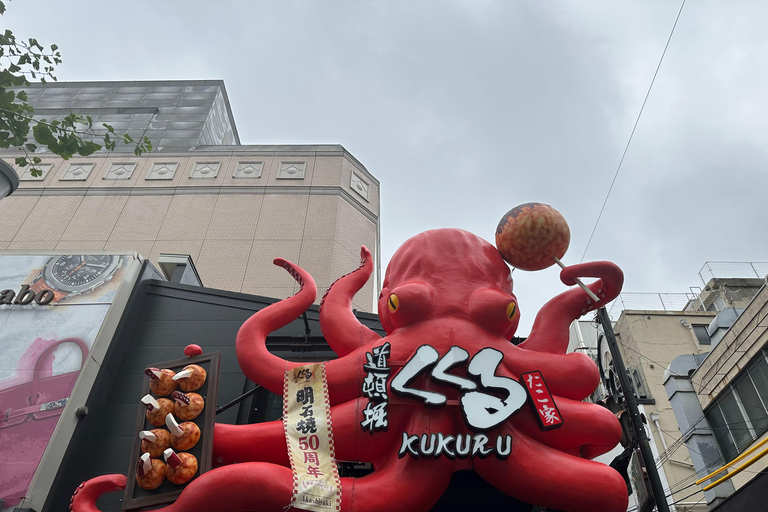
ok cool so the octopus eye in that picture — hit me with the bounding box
[506,302,517,321]
[388,294,399,312]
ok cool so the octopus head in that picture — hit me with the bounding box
[378,228,519,338]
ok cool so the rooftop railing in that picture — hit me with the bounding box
[698,262,768,285]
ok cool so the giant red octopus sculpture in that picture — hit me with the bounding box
[71,228,628,512]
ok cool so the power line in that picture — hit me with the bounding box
[581,0,687,262]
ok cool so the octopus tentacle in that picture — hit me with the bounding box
[213,398,413,468]
[69,474,126,512]
[235,258,364,404]
[519,261,623,354]
[512,398,622,459]
[70,465,297,512]
[320,246,381,357]
[475,424,628,512]
[213,420,289,467]
[144,463,296,512]
[343,409,457,512]
[73,458,453,512]
[500,344,600,401]
[343,451,454,512]
[236,258,317,394]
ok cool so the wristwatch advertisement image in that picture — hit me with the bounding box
[29,255,124,304]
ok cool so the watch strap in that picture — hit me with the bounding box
[29,278,69,303]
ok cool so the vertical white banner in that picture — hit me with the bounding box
[284,363,341,512]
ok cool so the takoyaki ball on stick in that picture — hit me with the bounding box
[166,413,201,451]
[139,429,172,459]
[142,395,174,427]
[136,453,166,490]
[145,367,177,396]
[172,391,204,421]
[164,448,198,485]
[172,364,206,392]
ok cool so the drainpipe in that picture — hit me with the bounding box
[650,413,669,453]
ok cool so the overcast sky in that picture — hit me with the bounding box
[5,1,767,335]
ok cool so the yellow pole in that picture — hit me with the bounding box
[694,435,768,485]
[702,444,768,492]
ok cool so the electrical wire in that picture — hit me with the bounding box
[581,0,687,262]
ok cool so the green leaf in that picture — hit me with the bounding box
[122,134,133,144]
[33,123,57,146]
[15,157,28,167]
[103,133,115,151]
[77,140,102,156]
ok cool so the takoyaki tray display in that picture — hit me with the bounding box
[122,352,220,511]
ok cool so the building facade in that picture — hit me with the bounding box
[682,282,768,511]
[569,263,768,511]
[0,80,381,312]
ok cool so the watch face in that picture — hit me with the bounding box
[43,255,121,294]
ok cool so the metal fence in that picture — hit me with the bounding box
[604,262,768,320]
[606,292,696,320]
[698,262,768,285]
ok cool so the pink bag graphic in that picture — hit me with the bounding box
[0,337,89,508]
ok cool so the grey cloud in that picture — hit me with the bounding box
[4,0,767,334]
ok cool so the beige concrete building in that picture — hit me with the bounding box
[569,264,768,511]
[0,80,380,311]
[570,310,715,511]
[613,309,716,512]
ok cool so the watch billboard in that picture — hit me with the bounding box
[0,254,133,509]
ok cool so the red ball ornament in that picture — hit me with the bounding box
[495,202,570,271]
[184,344,203,357]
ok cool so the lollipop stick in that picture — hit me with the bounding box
[553,256,600,302]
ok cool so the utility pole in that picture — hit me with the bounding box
[597,307,671,512]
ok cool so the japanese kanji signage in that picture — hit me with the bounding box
[520,370,563,430]
[360,344,564,458]
[361,342,391,434]
[284,363,341,512]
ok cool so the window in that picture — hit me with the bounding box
[706,402,738,462]
[705,353,768,461]
[632,368,648,399]
[692,324,711,345]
